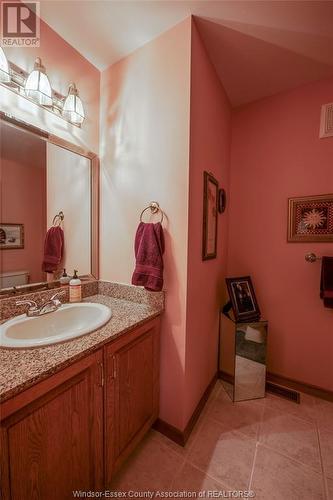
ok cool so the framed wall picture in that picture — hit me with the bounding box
[226,276,261,322]
[288,194,333,242]
[202,171,218,260]
[0,223,24,249]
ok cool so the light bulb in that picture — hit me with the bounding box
[63,83,85,125]
[24,57,52,106]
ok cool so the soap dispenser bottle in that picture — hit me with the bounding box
[60,269,71,287]
[69,270,82,303]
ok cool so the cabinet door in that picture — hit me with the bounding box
[0,351,104,500]
[105,317,160,483]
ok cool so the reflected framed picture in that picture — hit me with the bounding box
[0,223,24,250]
[288,194,333,242]
[226,276,261,322]
[202,171,218,260]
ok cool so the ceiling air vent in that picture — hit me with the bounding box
[320,102,333,138]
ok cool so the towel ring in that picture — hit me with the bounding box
[52,211,64,226]
[140,202,164,224]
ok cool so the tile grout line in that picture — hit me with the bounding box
[185,401,259,494]
[256,397,266,441]
[262,401,319,426]
[316,423,330,500]
[248,443,259,492]
[313,396,333,500]
[202,413,259,444]
[260,391,319,424]
[316,421,327,474]
[168,457,188,491]
[205,410,261,442]
[184,457,244,493]
[322,466,330,500]
[258,394,326,472]
[257,441,323,475]
[248,401,265,495]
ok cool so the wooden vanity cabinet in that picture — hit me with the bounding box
[104,317,160,485]
[0,350,104,500]
[0,316,160,498]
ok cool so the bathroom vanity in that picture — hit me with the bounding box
[0,110,163,498]
[0,287,162,499]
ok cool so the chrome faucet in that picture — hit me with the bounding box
[15,299,39,317]
[16,291,66,317]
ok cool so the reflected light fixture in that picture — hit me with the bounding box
[0,47,10,83]
[62,82,85,125]
[24,57,52,106]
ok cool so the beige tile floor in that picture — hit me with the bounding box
[111,381,333,499]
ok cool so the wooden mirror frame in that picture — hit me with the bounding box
[0,111,99,295]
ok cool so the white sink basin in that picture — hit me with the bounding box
[0,302,112,349]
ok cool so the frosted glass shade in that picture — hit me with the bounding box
[63,83,85,125]
[0,47,10,83]
[24,58,52,106]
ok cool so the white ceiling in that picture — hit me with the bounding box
[39,1,333,106]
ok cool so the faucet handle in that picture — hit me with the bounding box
[50,290,66,301]
[16,300,38,311]
[50,290,66,306]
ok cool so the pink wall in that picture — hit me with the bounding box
[100,17,232,430]
[184,20,231,425]
[1,123,46,283]
[100,19,192,429]
[228,77,333,391]
[0,2,100,152]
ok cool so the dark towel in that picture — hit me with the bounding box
[42,226,64,273]
[132,222,164,292]
[320,256,333,309]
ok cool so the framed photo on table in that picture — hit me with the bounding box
[202,171,218,260]
[226,276,261,322]
[288,194,333,242]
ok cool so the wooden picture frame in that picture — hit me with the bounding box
[288,194,333,242]
[226,276,261,322]
[0,223,24,250]
[202,171,218,260]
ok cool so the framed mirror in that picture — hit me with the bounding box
[0,112,99,296]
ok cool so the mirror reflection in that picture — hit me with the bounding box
[0,121,92,291]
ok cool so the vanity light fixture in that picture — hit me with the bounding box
[0,54,86,127]
[62,83,85,126]
[0,47,10,83]
[24,57,52,106]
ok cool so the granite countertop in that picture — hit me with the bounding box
[0,293,162,403]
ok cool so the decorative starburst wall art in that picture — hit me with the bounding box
[288,194,333,242]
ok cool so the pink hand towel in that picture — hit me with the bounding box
[42,226,64,273]
[132,222,164,292]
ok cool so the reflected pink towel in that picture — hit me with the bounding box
[132,222,164,292]
[320,256,333,309]
[42,226,64,273]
